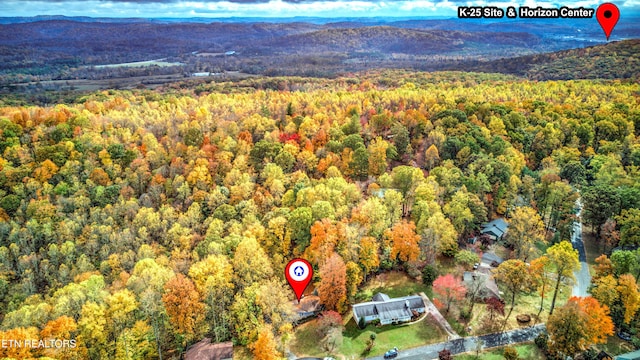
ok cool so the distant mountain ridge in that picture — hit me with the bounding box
[3,15,640,37]
[0,19,599,63]
[0,15,155,24]
[0,18,639,82]
[0,20,552,69]
[263,26,541,54]
[454,39,640,80]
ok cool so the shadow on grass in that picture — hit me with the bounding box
[354,271,433,303]
[341,315,447,357]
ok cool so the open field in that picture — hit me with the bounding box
[196,52,228,57]
[94,59,184,68]
[7,74,188,92]
[5,71,253,92]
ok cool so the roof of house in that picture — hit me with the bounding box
[616,349,640,360]
[481,252,504,265]
[463,271,500,299]
[352,294,425,321]
[185,339,233,360]
[372,293,391,302]
[375,301,413,322]
[463,271,479,283]
[294,294,321,313]
[481,218,509,237]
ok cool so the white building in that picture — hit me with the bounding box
[352,293,426,326]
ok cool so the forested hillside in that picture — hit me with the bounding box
[0,19,603,83]
[264,27,540,54]
[0,71,639,359]
[458,39,640,80]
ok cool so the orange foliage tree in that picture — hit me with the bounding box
[593,254,613,279]
[318,253,347,312]
[162,274,206,349]
[304,219,341,266]
[252,325,280,360]
[0,327,40,359]
[385,220,420,263]
[40,316,82,360]
[578,296,614,344]
[547,296,613,357]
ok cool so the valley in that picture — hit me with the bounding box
[0,10,639,360]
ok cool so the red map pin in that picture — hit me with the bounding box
[285,258,313,302]
[596,3,620,40]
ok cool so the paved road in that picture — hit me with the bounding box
[366,324,546,360]
[571,200,592,297]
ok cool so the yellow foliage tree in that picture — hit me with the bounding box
[617,274,640,324]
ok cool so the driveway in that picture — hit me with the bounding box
[366,324,546,359]
[419,292,460,340]
[571,200,592,297]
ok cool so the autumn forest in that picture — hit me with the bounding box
[0,69,639,359]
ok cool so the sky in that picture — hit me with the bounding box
[0,0,638,18]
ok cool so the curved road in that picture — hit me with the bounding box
[366,324,546,360]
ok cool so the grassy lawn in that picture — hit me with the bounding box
[595,336,636,357]
[455,343,544,360]
[445,313,468,337]
[437,256,462,278]
[290,321,327,358]
[343,316,447,357]
[290,316,447,359]
[491,244,511,262]
[355,271,432,303]
[232,346,254,360]
[291,271,448,358]
[466,284,573,336]
[534,240,549,255]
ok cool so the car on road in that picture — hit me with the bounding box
[618,331,632,341]
[384,347,398,359]
[473,263,479,270]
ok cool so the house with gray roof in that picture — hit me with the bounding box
[481,218,509,240]
[463,269,501,300]
[352,293,426,326]
[481,252,504,267]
